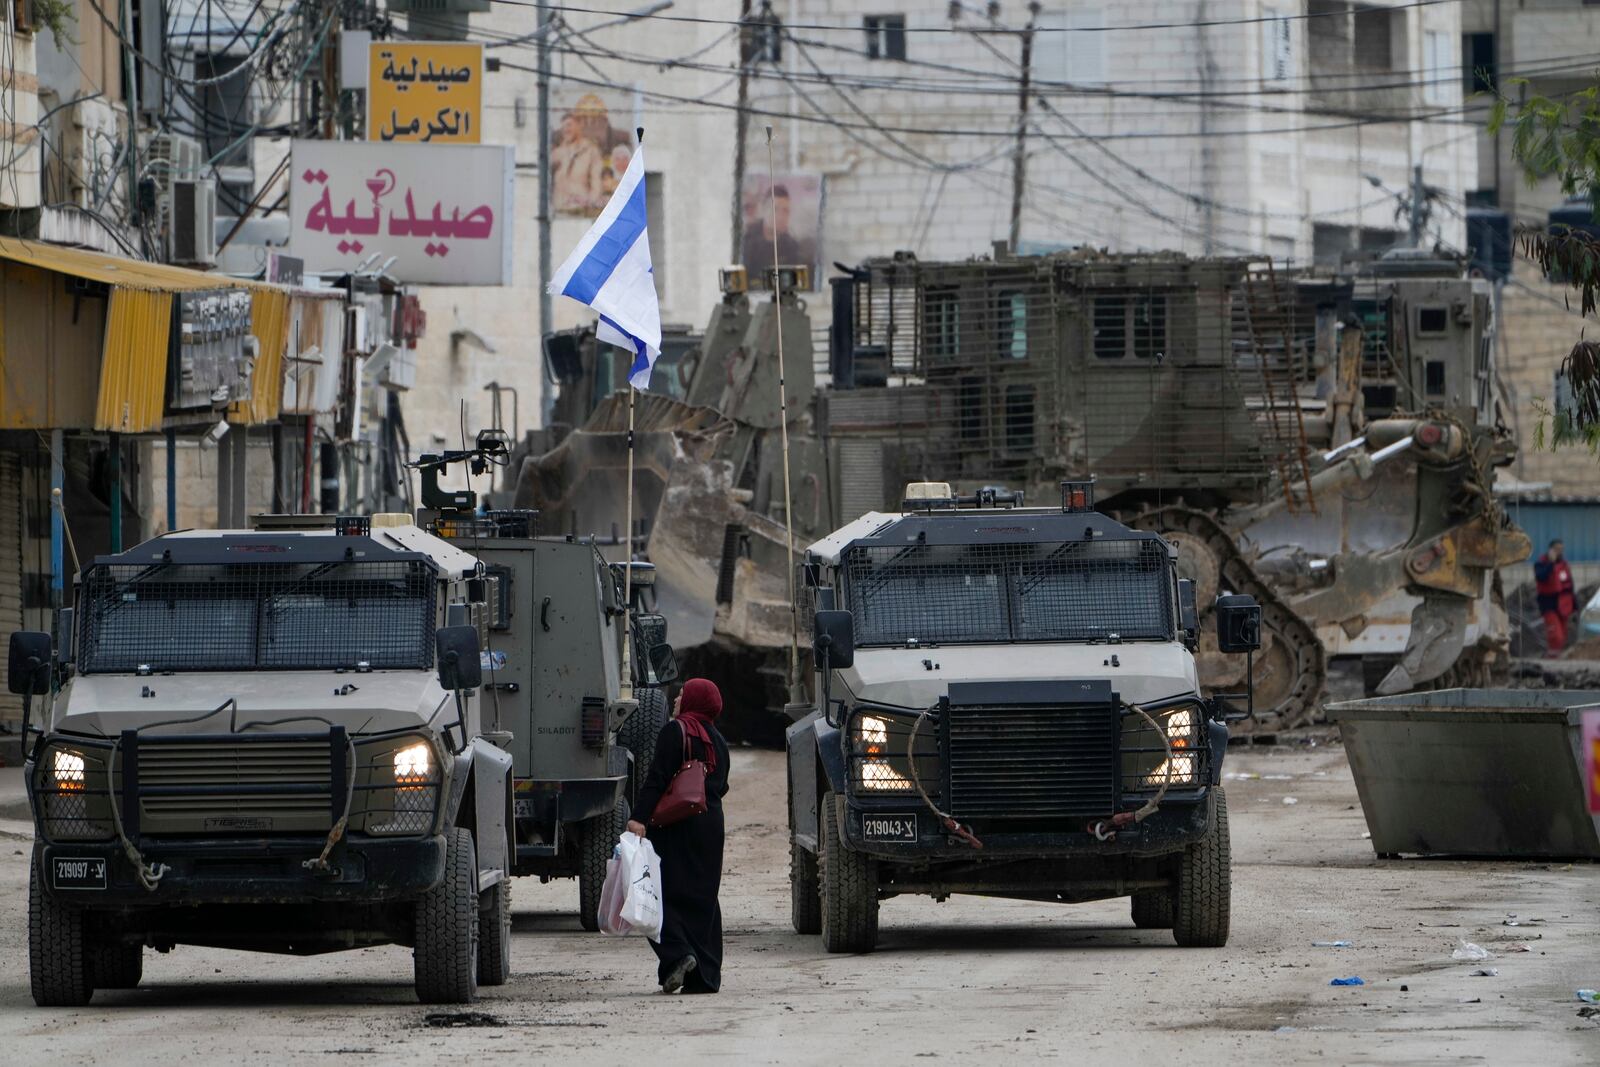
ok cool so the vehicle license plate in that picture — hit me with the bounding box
[862,814,918,842]
[52,856,108,890]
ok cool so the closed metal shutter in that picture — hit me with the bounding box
[0,451,24,724]
[836,439,885,522]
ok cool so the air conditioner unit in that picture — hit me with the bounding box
[148,133,203,197]
[169,178,217,267]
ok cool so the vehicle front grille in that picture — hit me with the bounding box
[943,702,1119,819]
[138,738,336,833]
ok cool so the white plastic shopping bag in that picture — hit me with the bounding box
[610,831,664,942]
[597,854,630,935]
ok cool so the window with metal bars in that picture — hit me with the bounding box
[76,560,437,673]
[842,538,1173,647]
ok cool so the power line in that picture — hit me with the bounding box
[490,0,1466,35]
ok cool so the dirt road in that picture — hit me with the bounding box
[2,742,1596,1064]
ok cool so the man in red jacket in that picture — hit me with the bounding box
[1535,539,1577,657]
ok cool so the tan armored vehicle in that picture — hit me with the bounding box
[15,516,511,1005]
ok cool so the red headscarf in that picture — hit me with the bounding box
[676,678,722,772]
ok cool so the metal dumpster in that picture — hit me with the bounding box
[1325,688,1600,859]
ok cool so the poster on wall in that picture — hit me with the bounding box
[550,92,638,217]
[740,174,821,290]
[288,139,515,286]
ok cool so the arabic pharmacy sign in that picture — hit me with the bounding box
[288,139,514,286]
[368,41,482,144]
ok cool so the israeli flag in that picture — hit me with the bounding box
[548,142,661,389]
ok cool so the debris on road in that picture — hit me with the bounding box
[1330,976,1366,986]
[1312,940,1354,948]
[1470,969,1499,977]
[1577,989,1600,1004]
[422,1012,505,1029]
[1452,940,1492,961]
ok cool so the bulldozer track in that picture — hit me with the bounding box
[1124,506,1328,734]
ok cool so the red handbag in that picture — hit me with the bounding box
[649,722,709,827]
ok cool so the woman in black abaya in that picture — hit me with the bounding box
[627,677,730,994]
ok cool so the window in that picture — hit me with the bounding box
[1462,32,1495,95]
[997,290,1028,359]
[1033,9,1105,86]
[1132,295,1166,359]
[924,287,960,361]
[1423,30,1452,106]
[1416,306,1448,335]
[1093,296,1126,358]
[1260,9,1294,84]
[1352,4,1395,71]
[743,7,782,64]
[1005,384,1035,453]
[1424,360,1446,397]
[1093,295,1166,359]
[863,15,906,61]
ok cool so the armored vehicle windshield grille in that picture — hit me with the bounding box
[843,538,1171,646]
[77,560,436,673]
[944,701,1118,818]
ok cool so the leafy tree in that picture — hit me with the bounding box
[1491,82,1600,448]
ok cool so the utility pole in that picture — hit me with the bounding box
[537,0,554,423]
[1409,163,1426,247]
[1008,7,1038,253]
[732,0,754,263]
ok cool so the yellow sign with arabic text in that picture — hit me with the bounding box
[368,42,483,144]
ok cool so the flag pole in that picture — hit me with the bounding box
[766,126,801,700]
[619,126,644,704]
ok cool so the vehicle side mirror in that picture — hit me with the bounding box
[436,626,482,691]
[1215,594,1262,653]
[648,643,680,685]
[1177,579,1198,647]
[634,611,668,650]
[8,631,51,695]
[813,609,855,670]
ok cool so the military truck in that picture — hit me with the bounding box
[14,515,512,1005]
[786,481,1261,952]
[414,431,678,928]
[519,252,1527,736]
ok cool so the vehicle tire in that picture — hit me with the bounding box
[1173,787,1231,948]
[477,876,511,987]
[1130,889,1174,930]
[790,839,822,935]
[89,940,144,990]
[620,687,669,808]
[28,857,92,1006]
[414,827,479,1004]
[819,792,878,953]
[578,793,629,933]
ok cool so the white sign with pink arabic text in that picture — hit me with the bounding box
[288,139,515,286]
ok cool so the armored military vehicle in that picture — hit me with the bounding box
[415,431,678,928]
[15,515,511,1006]
[786,481,1261,952]
[520,253,1527,736]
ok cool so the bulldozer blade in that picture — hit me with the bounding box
[1376,594,1469,695]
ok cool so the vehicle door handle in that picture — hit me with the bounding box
[541,596,551,632]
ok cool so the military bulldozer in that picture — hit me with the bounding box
[518,253,1528,736]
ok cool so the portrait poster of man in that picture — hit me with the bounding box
[741,175,821,290]
[551,93,636,217]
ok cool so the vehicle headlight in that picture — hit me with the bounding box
[364,740,439,835]
[850,713,931,794]
[393,742,432,783]
[53,750,86,789]
[1123,705,1203,789]
[36,746,113,841]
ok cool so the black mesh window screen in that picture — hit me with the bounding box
[77,560,437,673]
[844,538,1172,646]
